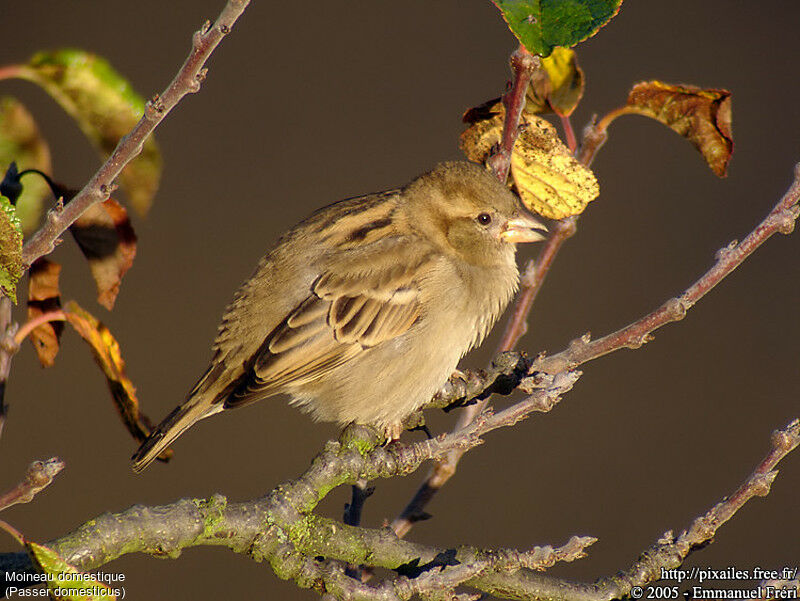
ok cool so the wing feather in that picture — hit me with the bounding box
[224,238,434,409]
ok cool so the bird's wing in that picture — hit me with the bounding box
[224,238,433,407]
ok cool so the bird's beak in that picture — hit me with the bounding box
[500,214,548,243]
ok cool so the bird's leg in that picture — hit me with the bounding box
[382,422,404,443]
[450,368,468,383]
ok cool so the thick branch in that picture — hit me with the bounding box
[0,377,579,599]
[20,0,251,267]
[2,413,795,601]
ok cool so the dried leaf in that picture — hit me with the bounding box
[460,100,504,164]
[0,97,53,232]
[624,81,733,177]
[526,47,585,116]
[27,258,63,367]
[27,541,117,600]
[460,106,599,219]
[491,0,623,57]
[0,194,23,303]
[70,199,137,310]
[63,301,170,460]
[511,113,599,218]
[16,49,162,214]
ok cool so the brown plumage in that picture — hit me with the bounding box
[132,161,546,472]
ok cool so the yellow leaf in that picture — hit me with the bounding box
[526,47,585,117]
[63,301,171,461]
[511,114,599,219]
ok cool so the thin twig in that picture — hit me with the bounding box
[487,45,540,184]
[594,418,800,599]
[20,0,251,267]
[497,216,577,351]
[0,458,65,513]
[536,163,800,374]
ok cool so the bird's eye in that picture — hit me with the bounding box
[476,213,492,226]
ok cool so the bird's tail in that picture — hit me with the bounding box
[131,391,220,473]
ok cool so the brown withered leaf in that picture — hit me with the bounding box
[625,81,733,177]
[63,301,171,461]
[27,258,63,367]
[511,114,599,219]
[526,47,585,117]
[69,198,137,310]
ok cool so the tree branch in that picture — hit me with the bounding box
[593,418,800,600]
[0,375,584,599]
[535,162,800,374]
[20,0,251,267]
[487,46,540,184]
[2,413,795,601]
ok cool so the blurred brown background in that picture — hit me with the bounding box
[1,1,799,599]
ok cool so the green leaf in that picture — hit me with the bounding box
[0,97,53,232]
[16,49,161,215]
[27,541,117,600]
[492,0,623,57]
[0,194,23,303]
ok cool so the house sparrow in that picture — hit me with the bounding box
[132,161,547,472]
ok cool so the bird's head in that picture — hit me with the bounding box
[405,161,548,267]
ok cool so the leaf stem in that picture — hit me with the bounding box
[13,310,66,346]
[560,114,578,154]
[0,65,23,82]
